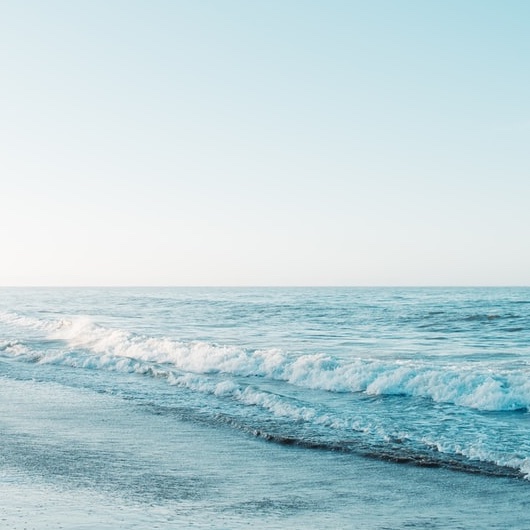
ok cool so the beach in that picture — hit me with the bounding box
[1,365,529,529]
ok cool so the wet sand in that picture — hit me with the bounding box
[1,376,528,529]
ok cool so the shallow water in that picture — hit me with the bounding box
[1,377,529,529]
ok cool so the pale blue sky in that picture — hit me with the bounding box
[1,0,529,286]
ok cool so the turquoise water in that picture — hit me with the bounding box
[1,287,529,528]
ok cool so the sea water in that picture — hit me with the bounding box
[0,287,529,528]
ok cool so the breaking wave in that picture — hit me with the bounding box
[1,311,529,413]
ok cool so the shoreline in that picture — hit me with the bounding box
[1,374,529,529]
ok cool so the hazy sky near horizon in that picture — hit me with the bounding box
[1,1,529,286]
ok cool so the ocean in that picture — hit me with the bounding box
[0,287,529,529]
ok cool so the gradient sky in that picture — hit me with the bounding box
[1,0,529,286]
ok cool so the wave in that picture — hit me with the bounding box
[1,311,529,413]
[0,339,28,356]
[1,311,530,480]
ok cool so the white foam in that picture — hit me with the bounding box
[3,311,530,478]
[422,435,530,480]
[0,340,29,356]
[1,312,530,413]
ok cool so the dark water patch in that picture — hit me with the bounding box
[155,406,527,481]
[228,495,315,516]
[464,314,502,321]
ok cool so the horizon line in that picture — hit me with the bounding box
[1,285,528,289]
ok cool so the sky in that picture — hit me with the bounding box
[1,0,529,286]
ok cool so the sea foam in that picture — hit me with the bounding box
[1,311,529,413]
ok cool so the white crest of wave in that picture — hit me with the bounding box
[0,340,29,356]
[2,312,530,413]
